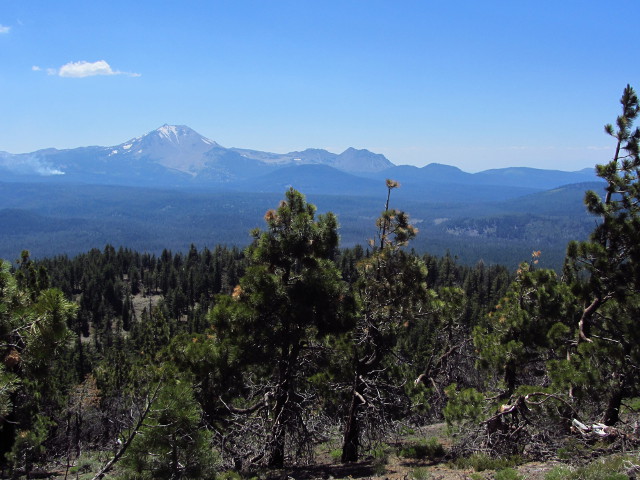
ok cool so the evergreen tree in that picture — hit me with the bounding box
[121,368,216,480]
[0,257,77,471]
[563,84,640,425]
[473,256,576,399]
[210,188,349,467]
[340,180,431,462]
[444,85,640,455]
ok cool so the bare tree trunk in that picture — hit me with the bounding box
[502,358,517,399]
[268,343,299,468]
[268,384,287,468]
[341,382,361,462]
[341,350,364,463]
[602,387,623,426]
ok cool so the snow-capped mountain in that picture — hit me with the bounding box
[0,125,597,192]
[0,125,395,186]
[110,124,219,176]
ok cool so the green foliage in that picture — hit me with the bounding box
[544,455,634,480]
[473,260,576,396]
[410,466,431,480]
[468,474,485,480]
[121,369,217,480]
[437,86,640,459]
[211,189,348,359]
[494,467,524,480]
[369,443,390,462]
[340,180,439,462]
[6,101,640,474]
[398,438,445,460]
[210,188,350,467]
[621,397,640,413]
[329,448,343,462]
[68,452,104,478]
[451,453,522,472]
[370,444,390,476]
[562,84,640,425]
[217,471,245,480]
[0,255,77,467]
[555,436,587,461]
[5,415,53,473]
[544,465,574,480]
[443,384,485,430]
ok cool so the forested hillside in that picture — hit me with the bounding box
[1,86,639,479]
[0,179,603,270]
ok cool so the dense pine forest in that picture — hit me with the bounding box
[2,86,640,479]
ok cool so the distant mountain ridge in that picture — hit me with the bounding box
[0,124,598,192]
[0,124,607,269]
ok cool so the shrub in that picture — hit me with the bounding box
[544,455,634,480]
[544,465,573,480]
[217,471,244,480]
[410,466,431,480]
[330,448,342,463]
[370,444,390,476]
[398,437,445,460]
[494,468,524,480]
[451,453,522,472]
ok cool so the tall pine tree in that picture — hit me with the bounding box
[210,188,349,467]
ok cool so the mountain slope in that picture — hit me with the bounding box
[236,164,382,195]
[333,147,394,172]
[112,124,218,175]
[0,124,598,196]
[473,166,597,189]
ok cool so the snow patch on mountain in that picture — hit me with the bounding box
[0,124,396,180]
[156,125,181,143]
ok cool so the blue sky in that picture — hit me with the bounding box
[1,1,638,172]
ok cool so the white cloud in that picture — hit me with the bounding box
[32,65,41,71]
[52,60,140,78]
[0,25,10,34]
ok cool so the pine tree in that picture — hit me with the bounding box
[121,367,216,480]
[340,180,431,462]
[210,188,349,467]
[473,256,576,397]
[0,257,77,471]
[563,84,640,425]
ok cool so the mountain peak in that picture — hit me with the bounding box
[111,125,219,175]
[335,147,394,173]
[343,147,368,153]
[149,124,216,147]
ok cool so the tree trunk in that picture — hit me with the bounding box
[501,358,517,399]
[268,378,287,468]
[341,387,360,462]
[170,434,179,480]
[268,342,300,468]
[602,387,623,426]
[341,355,362,463]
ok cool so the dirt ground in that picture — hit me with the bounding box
[275,423,559,480]
[131,292,162,319]
[280,458,556,480]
